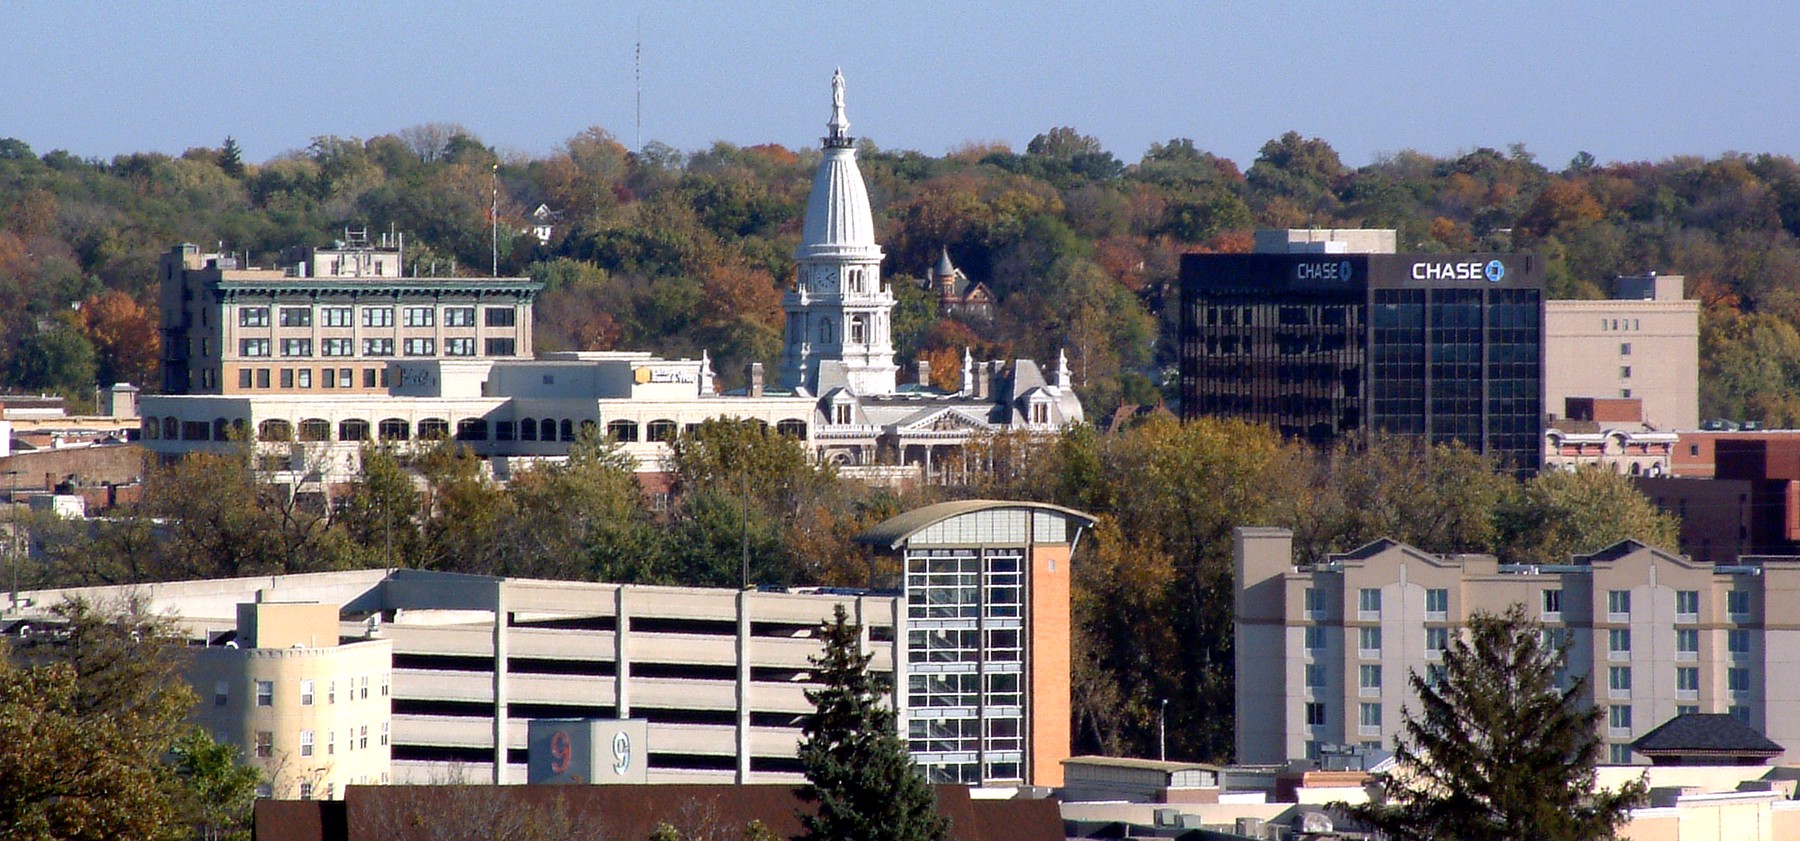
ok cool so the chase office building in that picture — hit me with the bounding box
[1180,250,1544,470]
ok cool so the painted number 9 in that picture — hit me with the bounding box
[612,730,631,775]
[549,730,572,774]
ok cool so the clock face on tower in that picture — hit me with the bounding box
[811,265,838,293]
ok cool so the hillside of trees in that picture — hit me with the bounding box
[6,127,1800,418]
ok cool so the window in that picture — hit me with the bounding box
[359,725,369,749]
[1678,704,1700,717]
[1425,627,1449,654]
[240,307,269,327]
[1676,590,1699,619]
[1304,587,1325,617]
[240,338,270,357]
[1677,667,1699,691]
[256,783,273,798]
[1359,702,1381,728]
[362,338,394,356]
[255,680,273,707]
[321,306,352,327]
[1305,626,1326,650]
[446,338,475,356]
[279,307,312,327]
[485,338,517,356]
[362,307,394,327]
[1729,629,1750,656]
[359,676,369,700]
[1359,664,1382,691]
[403,338,435,356]
[300,680,314,706]
[1359,626,1381,654]
[380,722,389,745]
[1607,590,1631,617]
[214,681,229,706]
[328,730,335,755]
[1608,666,1631,693]
[1621,366,1632,378]
[296,369,311,389]
[322,338,353,356]
[339,367,352,388]
[1729,590,1751,618]
[1425,588,1448,617]
[299,782,313,801]
[255,731,273,758]
[280,338,313,357]
[1359,588,1381,614]
[1677,628,1699,658]
[1609,705,1632,730]
[1609,628,1631,656]
[1305,702,1327,726]
[1621,342,1631,356]
[1305,663,1325,688]
[444,306,476,327]
[300,730,314,757]
[1542,589,1563,616]
[257,368,271,388]
[1426,664,1447,688]
[404,306,435,327]
[1730,705,1750,722]
[485,307,517,327]
[238,369,252,389]
[1610,744,1633,764]
[1729,668,1751,693]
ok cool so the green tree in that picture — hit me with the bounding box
[171,729,261,841]
[6,327,96,393]
[797,605,949,841]
[218,136,245,178]
[1496,467,1682,564]
[499,428,665,582]
[1348,605,1645,841]
[336,445,426,569]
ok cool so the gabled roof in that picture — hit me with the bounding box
[1633,714,1784,756]
[1574,539,1692,567]
[855,499,1097,549]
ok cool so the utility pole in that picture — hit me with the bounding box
[740,468,750,589]
[490,164,500,276]
[5,470,19,612]
[1159,698,1169,762]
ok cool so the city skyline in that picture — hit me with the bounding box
[6,2,1799,169]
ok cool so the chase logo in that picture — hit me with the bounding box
[1339,260,1353,281]
[1485,260,1505,283]
[1295,261,1353,282]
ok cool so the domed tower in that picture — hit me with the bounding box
[781,69,897,396]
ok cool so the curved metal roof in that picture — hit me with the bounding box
[853,499,1097,549]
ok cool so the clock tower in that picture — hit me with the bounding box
[781,69,897,396]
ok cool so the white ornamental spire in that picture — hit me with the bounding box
[826,67,851,147]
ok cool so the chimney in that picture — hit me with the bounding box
[746,362,764,398]
[975,362,992,400]
[916,359,932,389]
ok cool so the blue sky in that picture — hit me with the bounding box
[6,2,1798,170]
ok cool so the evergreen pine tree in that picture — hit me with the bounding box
[219,136,244,178]
[1349,604,1645,841]
[798,605,949,841]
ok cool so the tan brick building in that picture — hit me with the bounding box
[1235,528,1800,766]
[1544,273,1699,431]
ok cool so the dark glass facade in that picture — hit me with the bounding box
[1180,253,1543,470]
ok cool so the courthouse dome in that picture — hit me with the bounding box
[797,70,882,261]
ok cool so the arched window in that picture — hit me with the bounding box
[607,420,639,443]
[213,418,230,441]
[520,419,537,441]
[560,420,575,442]
[540,419,557,441]
[456,419,489,441]
[298,419,331,442]
[162,416,177,439]
[819,320,833,344]
[378,418,409,441]
[258,419,293,442]
[232,419,247,438]
[339,419,371,442]
[776,419,808,439]
[418,419,450,440]
[849,316,867,344]
[646,419,678,443]
[143,418,159,440]
[182,421,209,441]
[749,419,770,433]
[577,420,595,440]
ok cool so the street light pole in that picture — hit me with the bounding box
[5,470,19,612]
[1159,698,1169,762]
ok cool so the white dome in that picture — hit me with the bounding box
[798,146,881,260]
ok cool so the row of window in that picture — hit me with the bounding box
[240,337,502,358]
[230,675,387,708]
[1323,586,1752,620]
[1303,624,1756,658]
[240,305,512,329]
[253,723,387,760]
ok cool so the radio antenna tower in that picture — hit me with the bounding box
[644,18,651,152]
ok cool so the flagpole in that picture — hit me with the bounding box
[490,163,499,276]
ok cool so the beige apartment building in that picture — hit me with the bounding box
[1235,528,1800,767]
[158,235,538,396]
[185,599,392,800]
[1545,273,1699,431]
